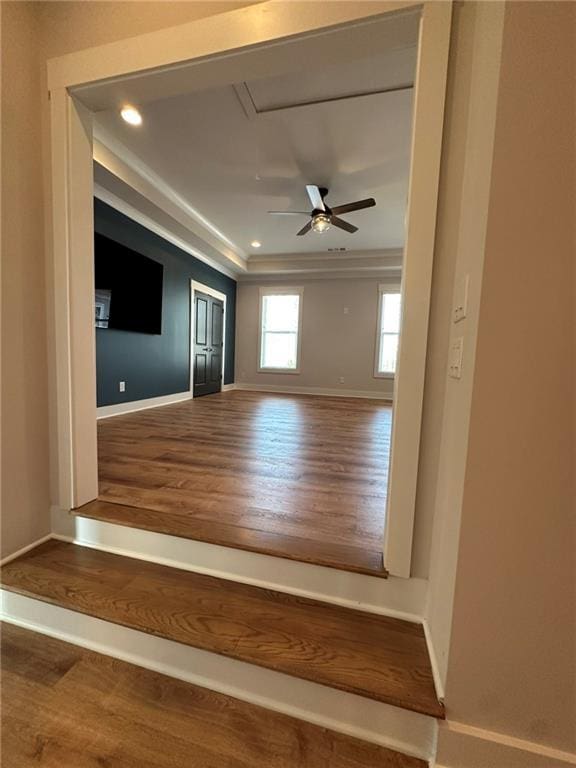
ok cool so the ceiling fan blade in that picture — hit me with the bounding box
[296,220,313,236]
[268,211,310,215]
[330,216,358,234]
[306,185,326,212]
[330,198,376,216]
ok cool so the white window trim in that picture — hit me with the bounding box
[374,283,402,379]
[258,286,303,375]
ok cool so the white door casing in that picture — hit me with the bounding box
[47,1,452,578]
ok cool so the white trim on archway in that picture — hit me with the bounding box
[47,0,452,578]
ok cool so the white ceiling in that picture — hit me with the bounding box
[94,46,417,260]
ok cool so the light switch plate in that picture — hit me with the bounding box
[119,381,126,392]
[453,275,469,323]
[449,337,464,379]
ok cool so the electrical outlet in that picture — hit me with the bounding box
[339,377,345,384]
[119,381,126,392]
[343,307,349,315]
[448,338,464,379]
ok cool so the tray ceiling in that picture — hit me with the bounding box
[94,46,417,259]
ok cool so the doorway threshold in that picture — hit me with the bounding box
[75,499,388,578]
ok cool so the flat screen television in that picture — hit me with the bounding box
[94,232,164,334]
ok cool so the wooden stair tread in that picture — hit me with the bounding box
[76,499,388,577]
[2,623,426,768]
[0,540,444,719]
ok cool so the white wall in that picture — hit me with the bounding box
[235,277,398,398]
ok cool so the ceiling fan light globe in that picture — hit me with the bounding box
[311,213,331,233]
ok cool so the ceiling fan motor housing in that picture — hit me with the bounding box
[269,184,376,236]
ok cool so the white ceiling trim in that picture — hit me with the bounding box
[242,83,414,116]
[238,269,402,283]
[93,184,239,280]
[233,83,258,122]
[248,249,403,263]
[243,248,402,280]
[93,126,248,272]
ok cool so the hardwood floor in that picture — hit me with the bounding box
[1,623,426,768]
[90,390,392,575]
[0,540,443,718]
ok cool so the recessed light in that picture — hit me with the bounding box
[251,240,262,248]
[120,106,142,126]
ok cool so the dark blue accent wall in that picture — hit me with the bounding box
[94,199,236,407]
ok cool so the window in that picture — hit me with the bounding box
[375,287,401,377]
[259,288,302,372]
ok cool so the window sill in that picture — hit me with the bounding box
[258,368,301,375]
[374,371,395,380]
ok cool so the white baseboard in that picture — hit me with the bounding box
[96,390,192,419]
[1,591,436,763]
[0,533,53,566]
[234,382,393,401]
[436,720,576,767]
[221,383,236,391]
[56,516,427,622]
[422,619,445,702]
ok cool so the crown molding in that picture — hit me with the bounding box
[92,131,404,282]
[242,248,403,279]
[93,184,240,280]
[93,128,247,274]
[238,269,402,283]
[248,248,403,263]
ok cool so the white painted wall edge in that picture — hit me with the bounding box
[234,383,393,401]
[422,619,445,702]
[436,720,576,767]
[96,390,192,419]
[1,592,437,763]
[52,517,428,621]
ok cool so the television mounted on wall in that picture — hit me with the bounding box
[94,232,164,334]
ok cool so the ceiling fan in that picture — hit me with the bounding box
[268,185,376,236]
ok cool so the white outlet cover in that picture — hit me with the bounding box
[449,337,464,379]
[453,275,469,323]
[119,381,126,392]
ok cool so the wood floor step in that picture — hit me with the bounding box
[0,540,444,719]
[75,499,388,577]
[1,623,426,768]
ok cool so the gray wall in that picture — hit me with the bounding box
[235,277,398,397]
[95,199,236,407]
